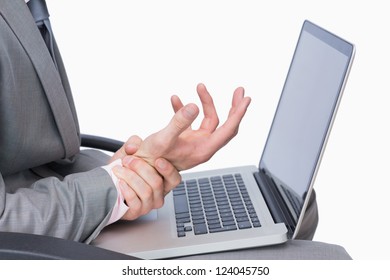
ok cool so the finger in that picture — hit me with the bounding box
[208,95,252,152]
[171,95,184,113]
[118,180,142,220]
[111,135,143,163]
[230,87,245,114]
[122,156,165,209]
[124,135,143,155]
[155,158,182,195]
[159,103,199,142]
[113,166,155,217]
[197,83,220,132]
[109,146,127,163]
[171,95,193,131]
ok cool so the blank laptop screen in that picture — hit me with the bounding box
[259,21,354,218]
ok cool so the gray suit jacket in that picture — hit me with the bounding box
[0,0,116,243]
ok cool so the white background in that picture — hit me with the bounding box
[48,0,390,260]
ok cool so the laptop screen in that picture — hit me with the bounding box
[259,21,354,222]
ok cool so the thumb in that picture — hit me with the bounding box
[160,103,199,139]
[124,135,143,155]
[110,135,143,163]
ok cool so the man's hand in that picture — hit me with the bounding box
[107,82,250,220]
[131,83,251,170]
[110,136,182,220]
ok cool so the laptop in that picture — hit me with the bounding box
[92,20,355,259]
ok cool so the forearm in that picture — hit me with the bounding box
[0,168,117,243]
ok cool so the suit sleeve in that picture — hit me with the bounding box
[0,167,117,243]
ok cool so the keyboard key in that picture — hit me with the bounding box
[193,219,206,225]
[222,220,236,226]
[204,207,217,213]
[173,189,186,196]
[206,212,219,219]
[173,194,189,214]
[208,223,222,230]
[238,221,252,229]
[192,213,205,219]
[209,225,237,233]
[221,216,235,222]
[235,212,249,218]
[175,213,190,219]
[184,226,192,232]
[253,222,261,227]
[176,217,191,223]
[194,224,208,235]
[236,216,250,223]
[207,219,221,225]
[190,206,202,212]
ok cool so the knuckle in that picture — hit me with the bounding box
[124,169,137,184]
[140,204,153,217]
[121,184,133,201]
[127,157,141,169]
[127,135,142,144]
[173,175,182,187]
[173,118,186,131]
[143,186,153,199]
[152,178,164,193]
[128,203,142,220]
[155,197,165,209]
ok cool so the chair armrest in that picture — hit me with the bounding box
[81,134,124,153]
[0,232,138,260]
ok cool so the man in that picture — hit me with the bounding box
[0,0,347,259]
[0,0,254,241]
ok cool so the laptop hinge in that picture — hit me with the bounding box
[254,170,296,238]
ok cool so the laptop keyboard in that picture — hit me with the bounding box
[173,174,261,238]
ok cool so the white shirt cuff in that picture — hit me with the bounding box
[101,159,129,225]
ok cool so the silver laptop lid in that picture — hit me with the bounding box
[258,20,355,237]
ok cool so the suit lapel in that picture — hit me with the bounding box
[0,0,80,158]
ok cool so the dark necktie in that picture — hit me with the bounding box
[27,0,58,69]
